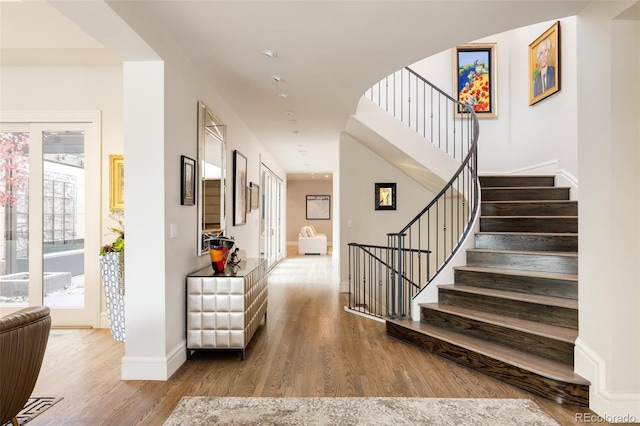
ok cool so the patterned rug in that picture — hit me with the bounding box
[1,397,63,426]
[163,397,559,425]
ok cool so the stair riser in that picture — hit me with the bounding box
[482,188,570,201]
[475,234,578,252]
[467,251,578,274]
[481,202,578,216]
[480,217,577,233]
[454,269,578,299]
[439,289,578,329]
[386,322,589,407]
[420,308,574,365]
[479,176,556,188]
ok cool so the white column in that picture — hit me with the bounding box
[575,2,640,420]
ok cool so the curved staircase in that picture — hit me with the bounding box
[386,174,589,406]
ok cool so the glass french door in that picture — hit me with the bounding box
[260,164,284,269]
[0,117,99,327]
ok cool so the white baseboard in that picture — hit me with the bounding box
[481,160,559,176]
[555,169,579,200]
[121,339,187,380]
[343,306,385,323]
[98,312,109,329]
[575,337,640,422]
[480,161,579,200]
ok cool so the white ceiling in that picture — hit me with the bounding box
[1,1,591,178]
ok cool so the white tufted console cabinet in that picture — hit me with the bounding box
[186,258,267,359]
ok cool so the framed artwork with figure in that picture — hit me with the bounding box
[529,21,560,105]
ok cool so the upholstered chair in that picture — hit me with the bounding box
[0,306,51,426]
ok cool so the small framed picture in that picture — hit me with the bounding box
[529,21,560,105]
[453,43,497,118]
[375,183,396,211]
[250,182,259,210]
[181,155,196,206]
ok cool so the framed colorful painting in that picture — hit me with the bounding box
[109,154,124,212]
[453,43,497,118]
[529,21,560,105]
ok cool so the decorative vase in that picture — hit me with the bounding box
[99,252,125,342]
[208,237,235,273]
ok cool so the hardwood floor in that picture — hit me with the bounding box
[29,254,607,425]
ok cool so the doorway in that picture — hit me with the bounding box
[0,112,100,327]
[260,164,285,269]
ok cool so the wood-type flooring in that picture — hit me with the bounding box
[28,253,610,425]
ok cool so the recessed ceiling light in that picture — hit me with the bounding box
[272,75,284,82]
[278,93,288,98]
[262,50,277,58]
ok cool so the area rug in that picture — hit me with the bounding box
[163,397,559,425]
[1,397,63,426]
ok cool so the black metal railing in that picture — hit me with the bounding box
[347,242,430,319]
[348,67,480,320]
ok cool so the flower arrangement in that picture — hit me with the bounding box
[100,212,125,297]
[100,212,124,256]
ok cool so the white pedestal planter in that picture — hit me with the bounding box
[100,252,125,342]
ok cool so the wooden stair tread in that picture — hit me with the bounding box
[437,284,578,309]
[419,303,578,342]
[468,248,577,257]
[482,186,571,190]
[482,200,577,204]
[476,231,578,237]
[454,265,578,281]
[480,174,555,177]
[387,319,589,385]
[481,215,578,219]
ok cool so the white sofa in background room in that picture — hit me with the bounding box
[298,225,327,255]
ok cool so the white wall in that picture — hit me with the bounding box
[338,133,436,291]
[287,179,333,245]
[410,17,579,188]
[575,2,640,420]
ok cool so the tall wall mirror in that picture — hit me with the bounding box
[197,101,227,255]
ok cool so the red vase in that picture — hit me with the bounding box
[208,237,235,273]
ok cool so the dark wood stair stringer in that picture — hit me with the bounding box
[386,175,589,406]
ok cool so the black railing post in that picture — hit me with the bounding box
[397,233,405,319]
